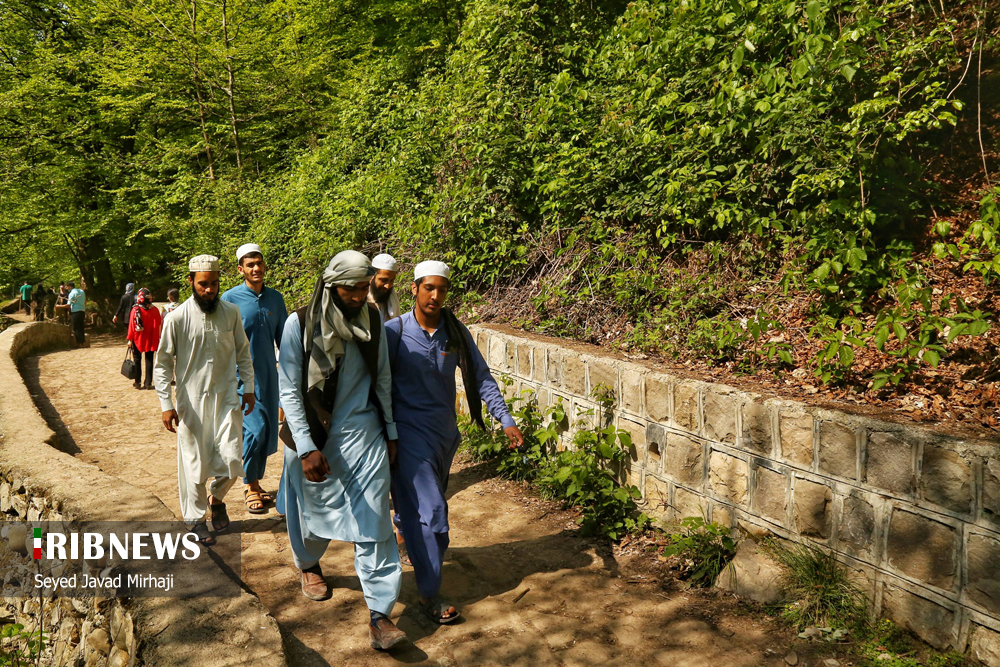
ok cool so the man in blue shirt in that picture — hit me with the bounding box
[221,243,288,515]
[66,281,87,347]
[385,260,523,624]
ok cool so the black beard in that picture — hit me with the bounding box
[193,290,219,314]
[330,288,363,319]
[370,283,391,304]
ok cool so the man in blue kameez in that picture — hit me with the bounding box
[221,243,288,515]
[386,260,524,624]
[277,250,407,651]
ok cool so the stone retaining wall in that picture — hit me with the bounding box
[0,322,286,667]
[470,324,1000,663]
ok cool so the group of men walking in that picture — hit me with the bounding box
[152,246,523,650]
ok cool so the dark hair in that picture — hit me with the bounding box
[413,276,451,288]
[67,282,75,288]
[167,288,179,300]
[239,251,264,267]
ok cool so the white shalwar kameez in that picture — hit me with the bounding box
[154,297,255,524]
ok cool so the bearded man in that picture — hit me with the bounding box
[154,255,256,545]
[277,250,407,651]
[367,253,400,324]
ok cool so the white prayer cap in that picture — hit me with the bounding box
[371,253,398,272]
[188,254,220,272]
[236,243,263,262]
[413,260,451,281]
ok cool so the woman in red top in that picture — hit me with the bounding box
[126,288,163,390]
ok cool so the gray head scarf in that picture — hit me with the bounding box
[125,283,134,294]
[303,250,376,393]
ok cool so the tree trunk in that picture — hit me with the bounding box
[220,0,243,171]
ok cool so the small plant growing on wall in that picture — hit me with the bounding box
[661,516,737,587]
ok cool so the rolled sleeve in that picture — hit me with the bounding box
[277,314,318,457]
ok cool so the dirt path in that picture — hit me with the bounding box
[21,332,813,666]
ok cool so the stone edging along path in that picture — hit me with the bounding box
[469,323,1000,663]
[0,321,285,667]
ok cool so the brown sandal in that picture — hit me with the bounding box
[244,488,267,514]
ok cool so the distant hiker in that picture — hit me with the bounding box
[56,284,69,324]
[18,281,31,315]
[31,284,45,321]
[277,250,407,651]
[127,288,162,390]
[221,243,288,515]
[162,288,180,318]
[153,255,255,545]
[386,260,523,624]
[368,254,400,324]
[113,283,136,328]
[66,282,87,347]
[44,288,56,320]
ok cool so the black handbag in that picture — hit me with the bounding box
[120,345,138,381]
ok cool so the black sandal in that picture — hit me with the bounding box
[191,522,215,546]
[398,543,412,567]
[209,501,230,532]
[420,597,459,624]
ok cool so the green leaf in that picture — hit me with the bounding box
[840,64,856,83]
[733,46,744,69]
[806,0,820,20]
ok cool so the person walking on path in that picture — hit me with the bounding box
[162,288,180,318]
[31,284,45,321]
[113,283,136,328]
[385,260,524,624]
[66,282,87,347]
[221,243,288,515]
[56,284,69,324]
[127,288,163,390]
[153,255,256,545]
[18,281,31,315]
[44,288,56,320]
[368,254,400,324]
[277,250,407,651]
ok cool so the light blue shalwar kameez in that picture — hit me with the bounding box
[277,312,401,614]
[220,283,287,485]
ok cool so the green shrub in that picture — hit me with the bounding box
[661,516,737,587]
[0,623,46,666]
[855,620,967,667]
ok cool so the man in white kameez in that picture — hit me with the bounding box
[278,250,407,651]
[154,255,256,546]
[367,253,400,324]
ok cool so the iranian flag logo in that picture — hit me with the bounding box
[32,527,41,559]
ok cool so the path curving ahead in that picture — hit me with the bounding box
[21,331,802,667]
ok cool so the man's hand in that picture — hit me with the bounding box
[301,451,331,482]
[386,439,398,465]
[112,316,118,324]
[162,410,178,433]
[242,393,256,415]
[505,426,525,449]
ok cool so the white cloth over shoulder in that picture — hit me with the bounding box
[153,298,255,521]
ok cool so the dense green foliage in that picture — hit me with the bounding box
[1,0,996,390]
[461,383,648,540]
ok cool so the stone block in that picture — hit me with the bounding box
[967,533,1000,614]
[984,458,1000,523]
[664,432,704,488]
[886,510,957,591]
[588,361,618,400]
[545,350,563,387]
[865,432,913,496]
[715,539,786,604]
[793,478,832,539]
[709,452,748,507]
[563,355,587,395]
[621,368,643,415]
[673,383,700,432]
[818,421,857,479]
[673,486,705,521]
[644,475,669,520]
[644,374,670,422]
[646,423,665,473]
[617,419,644,464]
[712,504,733,528]
[920,446,972,515]
[474,331,488,358]
[970,625,1000,667]
[780,410,813,467]
[703,391,737,443]
[838,493,875,558]
[516,344,532,378]
[754,466,787,524]
[742,401,772,455]
[880,584,955,649]
[488,336,509,372]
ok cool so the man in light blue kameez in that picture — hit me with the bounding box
[386,260,524,624]
[221,243,287,515]
[277,250,407,651]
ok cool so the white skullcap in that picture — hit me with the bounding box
[188,254,220,272]
[236,243,263,262]
[413,260,451,281]
[371,253,398,272]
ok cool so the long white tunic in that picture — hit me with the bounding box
[154,297,255,487]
